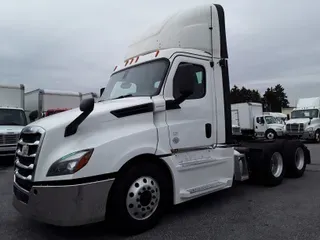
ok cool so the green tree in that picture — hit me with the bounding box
[263,84,289,112]
[230,85,262,104]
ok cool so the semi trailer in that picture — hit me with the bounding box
[13,3,311,235]
[0,84,28,157]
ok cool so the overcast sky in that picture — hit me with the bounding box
[0,0,318,106]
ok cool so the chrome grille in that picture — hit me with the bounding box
[286,123,304,133]
[0,134,20,145]
[14,126,45,193]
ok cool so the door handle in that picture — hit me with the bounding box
[205,123,212,138]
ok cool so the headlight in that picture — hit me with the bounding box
[305,127,313,132]
[47,149,94,177]
[276,128,283,131]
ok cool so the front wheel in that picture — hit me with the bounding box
[265,129,277,140]
[106,161,171,235]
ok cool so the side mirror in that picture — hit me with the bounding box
[80,98,95,113]
[100,87,105,97]
[29,110,39,122]
[287,114,290,120]
[260,117,265,124]
[174,64,195,105]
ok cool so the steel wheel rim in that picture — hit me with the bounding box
[126,176,160,221]
[295,147,305,170]
[267,132,274,139]
[271,152,283,178]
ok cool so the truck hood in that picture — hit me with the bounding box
[28,96,153,131]
[268,123,285,129]
[0,125,24,134]
[286,118,311,125]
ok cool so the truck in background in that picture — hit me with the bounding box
[285,97,320,142]
[12,4,311,235]
[231,102,285,140]
[25,89,82,122]
[0,84,28,157]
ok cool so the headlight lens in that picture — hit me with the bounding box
[47,149,94,177]
[276,128,283,131]
[305,127,313,132]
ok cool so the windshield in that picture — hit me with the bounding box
[100,59,169,101]
[265,116,277,124]
[291,109,319,119]
[0,109,27,126]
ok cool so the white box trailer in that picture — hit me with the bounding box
[231,102,263,130]
[0,84,27,157]
[0,84,25,109]
[25,89,82,121]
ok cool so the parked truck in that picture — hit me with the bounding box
[12,4,311,235]
[25,89,82,122]
[0,84,28,157]
[231,102,285,140]
[285,97,320,142]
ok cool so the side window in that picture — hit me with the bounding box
[173,63,206,100]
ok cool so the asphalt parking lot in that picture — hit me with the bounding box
[1,144,320,240]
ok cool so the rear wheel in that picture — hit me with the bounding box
[283,141,307,178]
[255,144,285,186]
[106,161,171,235]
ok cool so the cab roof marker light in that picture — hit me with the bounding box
[124,60,129,66]
[155,50,160,57]
[135,56,139,63]
[114,66,118,71]
[129,58,134,64]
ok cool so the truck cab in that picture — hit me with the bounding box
[0,107,28,157]
[285,97,320,142]
[255,115,285,139]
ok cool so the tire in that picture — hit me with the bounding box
[106,161,171,235]
[283,140,307,178]
[314,130,320,143]
[259,144,285,186]
[265,129,277,140]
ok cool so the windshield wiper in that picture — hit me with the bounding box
[113,94,133,99]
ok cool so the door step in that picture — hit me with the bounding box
[179,178,232,199]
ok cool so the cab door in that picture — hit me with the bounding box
[163,55,234,201]
[255,116,267,137]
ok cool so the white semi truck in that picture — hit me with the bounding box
[0,84,28,157]
[231,102,285,140]
[12,4,311,235]
[285,97,320,142]
[25,89,82,122]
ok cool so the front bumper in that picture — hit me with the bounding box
[0,145,17,157]
[285,131,314,140]
[13,178,114,226]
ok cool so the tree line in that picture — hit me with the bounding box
[230,84,289,112]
